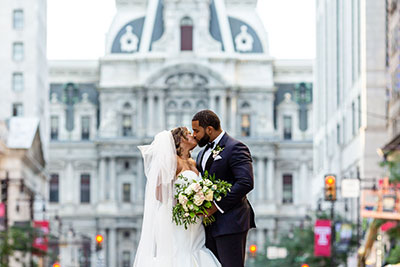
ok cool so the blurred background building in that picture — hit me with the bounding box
[0,0,48,266]
[313,0,387,219]
[46,0,314,266]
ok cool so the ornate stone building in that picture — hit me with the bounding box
[47,0,313,266]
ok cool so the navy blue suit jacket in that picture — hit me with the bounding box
[196,133,256,237]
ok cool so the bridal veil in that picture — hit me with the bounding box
[133,130,177,267]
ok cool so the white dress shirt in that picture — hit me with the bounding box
[201,130,225,171]
[201,130,225,213]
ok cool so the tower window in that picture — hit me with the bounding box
[180,17,193,51]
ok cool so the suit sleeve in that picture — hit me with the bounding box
[216,142,254,212]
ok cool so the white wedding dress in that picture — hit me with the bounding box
[172,170,221,267]
[133,131,221,267]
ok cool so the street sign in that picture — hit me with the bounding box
[266,246,287,259]
[341,179,360,198]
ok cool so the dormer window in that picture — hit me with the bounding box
[180,17,193,51]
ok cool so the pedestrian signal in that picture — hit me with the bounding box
[324,175,337,201]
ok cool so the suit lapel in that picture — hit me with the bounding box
[205,133,229,172]
[197,148,205,174]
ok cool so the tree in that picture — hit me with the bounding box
[249,215,358,267]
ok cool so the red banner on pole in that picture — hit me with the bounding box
[314,219,331,257]
[33,221,49,253]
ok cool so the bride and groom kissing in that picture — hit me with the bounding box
[134,110,256,267]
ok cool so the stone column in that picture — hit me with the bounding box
[230,94,237,135]
[108,228,117,267]
[147,91,154,135]
[257,157,265,201]
[299,161,308,205]
[267,157,275,201]
[219,92,226,128]
[66,161,74,203]
[137,91,143,137]
[109,158,116,201]
[158,91,165,131]
[99,158,106,202]
[209,93,217,112]
[138,157,145,201]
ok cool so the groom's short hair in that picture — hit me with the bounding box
[192,110,221,130]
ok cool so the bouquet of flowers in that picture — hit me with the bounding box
[172,171,232,229]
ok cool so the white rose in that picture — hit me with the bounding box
[193,194,205,206]
[191,183,202,193]
[184,187,193,195]
[204,179,213,187]
[185,213,189,217]
[205,190,214,201]
[202,186,209,193]
[212,185,217,190]
[178,194,188,205]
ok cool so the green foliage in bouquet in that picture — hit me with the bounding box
[172,171,232,229]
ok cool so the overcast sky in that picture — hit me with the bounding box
[47,0,315,60]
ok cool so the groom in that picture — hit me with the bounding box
[192,110,256,267]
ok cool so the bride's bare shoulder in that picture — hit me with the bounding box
[188,158,196,166]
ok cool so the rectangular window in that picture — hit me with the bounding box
[241,114,250,137]
[123,183,131,203]
[337,124,341,145]
[282,174,293,204]
[122,251,131,267]
[122,115,132,137]
[51,116,59,140]
[80,174,90,203]
[13,10,24,29]
[81,116,90,140]
[352,102,355,136]
[13,42,24,61]
[12,73,24,92]
[12,103,23,117]
[49,174,59,203]
[283,116,292,140]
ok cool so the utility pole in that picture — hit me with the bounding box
[331,201,335,267]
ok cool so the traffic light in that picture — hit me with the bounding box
[52,262,60,267]
[1,177,9,203]
[96,234,104,251]
[249,244,257,257]
[324,175,337,201]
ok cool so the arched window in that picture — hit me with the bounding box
[180,17,193,51]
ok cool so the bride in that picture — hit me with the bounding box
[133,127,221,267]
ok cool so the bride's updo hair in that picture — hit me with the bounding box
[171,127,189,157]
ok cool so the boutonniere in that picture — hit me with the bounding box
[212,145,224,159]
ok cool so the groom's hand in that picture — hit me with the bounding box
[204,203,218,217]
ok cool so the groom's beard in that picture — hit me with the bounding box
[197,134,210,147]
